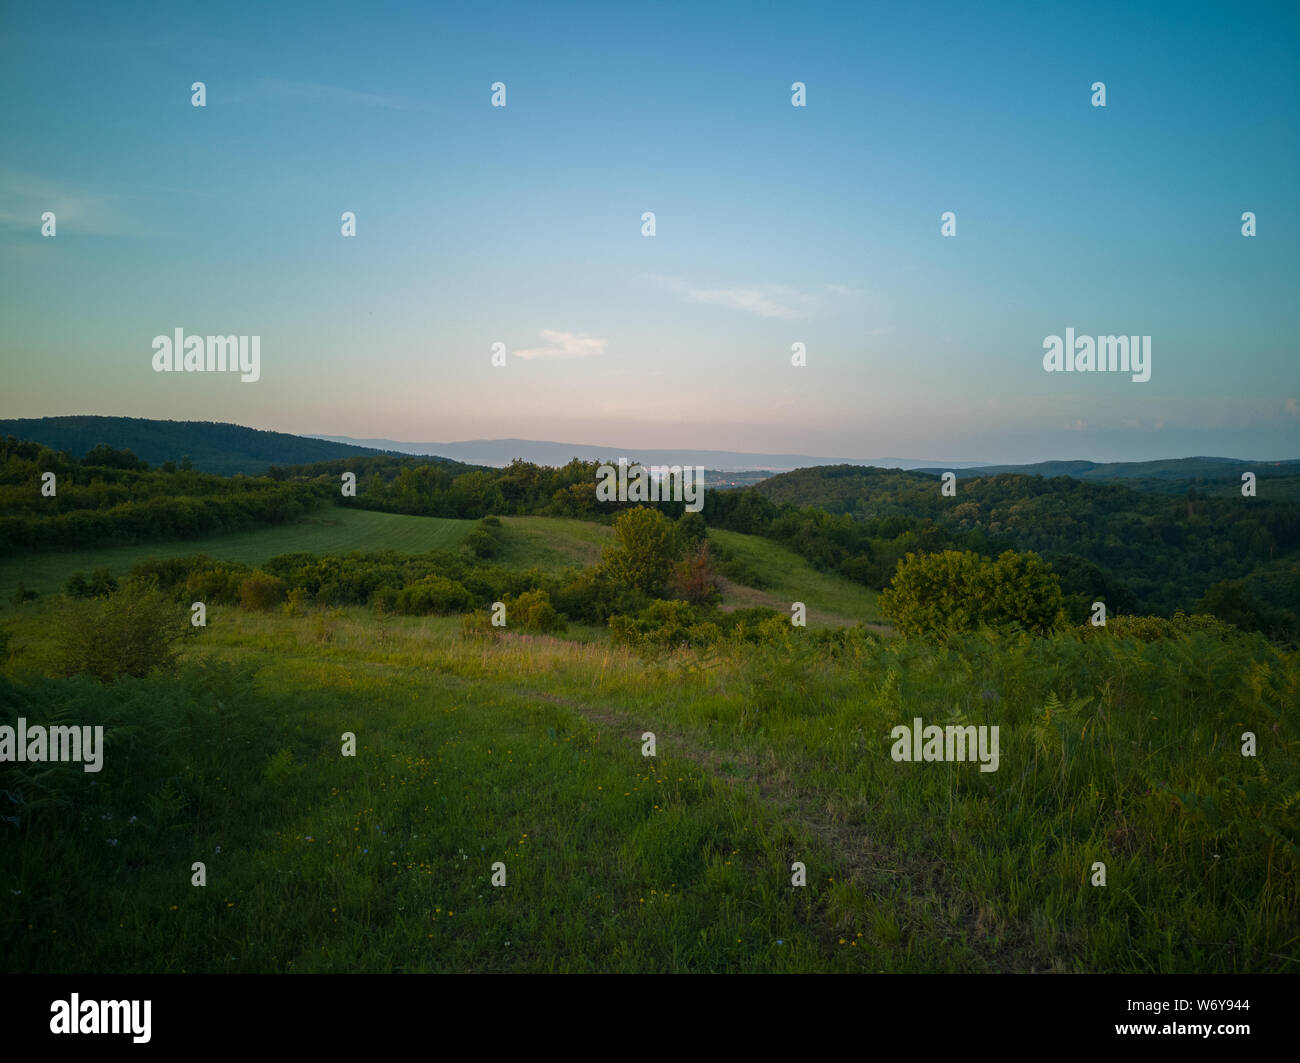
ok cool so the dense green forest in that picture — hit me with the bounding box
[749,464,1300,634]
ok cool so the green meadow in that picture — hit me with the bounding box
[705,528,884,628]
[1,512,1297,972]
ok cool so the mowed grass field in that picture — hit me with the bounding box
[3,598,1296,973]
[497,515,613,570]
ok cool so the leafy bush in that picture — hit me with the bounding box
[52,583,188,682]
[239,572,288,612]
[553,567,650,624]
[184,561,249,605]
[464,529,500,559]
[395,576,475,616]
[501,589,566,633]
[722,606,789,644]
[281,587,310,617]
[982,551,1068,635]
[464,515,506,559]
[1074,611,1239,642]
[879,549,1065,638]
[610,600,700,649]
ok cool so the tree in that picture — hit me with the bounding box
[671,540,721,605]
[984,550,1068,634]
[677,510,707,546]
[601,506,685,596]
[1049,553,1138,623]
[1196,579,1292,640]
[83,444,146,470]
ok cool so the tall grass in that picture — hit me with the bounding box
[1,598,1295,972]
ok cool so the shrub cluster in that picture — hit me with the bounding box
[1072,611,1241,643]
[878,549,1066,638]
[609,602,792,652]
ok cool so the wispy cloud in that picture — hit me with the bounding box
[646,275,854,320]
[0,166,143,236]
[515,329,607,361]
[253,79,439,113]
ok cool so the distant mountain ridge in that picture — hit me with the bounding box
[311,434,981,472]
[3,418,1293,484]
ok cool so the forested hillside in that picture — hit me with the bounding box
[916,456,1300,484]
[746,465,1300,631]
[0,417,406,475]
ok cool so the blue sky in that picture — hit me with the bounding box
[1,0,1297,462]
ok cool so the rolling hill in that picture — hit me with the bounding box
[0,417,410,475]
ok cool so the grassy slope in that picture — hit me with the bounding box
[3,602,1295,973]
[0,508,476,600]
[497,516,613,570]
[707,528,884,627]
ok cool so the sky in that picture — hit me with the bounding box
[1,0,1297,464]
